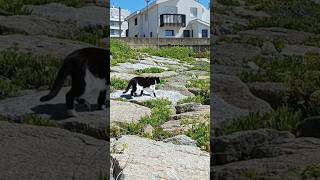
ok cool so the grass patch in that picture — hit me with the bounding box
[110,78,127,90]
[186,78,210,105]
[139,47,195,63]
[135,67,165,75]
[177,95,206,105]
[191,61,210,72]
[110,39,137,66]
[0,78,20,99]
[0,114,58,127]
[219,106,301,136]
[0,49,61,98]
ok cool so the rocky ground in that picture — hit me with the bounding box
[0,1,109,179]
[212,0,320,179]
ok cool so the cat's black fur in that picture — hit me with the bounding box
[123,77,160,97]
[40,47,109,117]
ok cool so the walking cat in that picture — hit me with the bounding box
[123,77,160,97]
[40,47,109,117]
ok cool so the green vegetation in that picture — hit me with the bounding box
[186,78,210,105]
[301,164,320,180]
[0,49,61,98]
[139,47,195,63]
[177,95,206,105]
[0,0,85,15]
[220,106,301,136]
[110,39,137,65]
[246,37,264,48]
[191,61,210,72]
[182,115,210,151]
[217,0,240,6]
[71,27,108,46]
[110,78,127,91]
[0,114,57,127]
[135,67,165,75]
[305,35,320,48]
[117,99,174,140]
[246,0,320,34]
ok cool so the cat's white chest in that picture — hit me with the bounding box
[82,70,106,98]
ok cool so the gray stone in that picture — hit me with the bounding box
[297,116,320,138]
[262,41,278,54]
[164,135,197,147]
[0,122,108,180]
[111,135,209,180]
[281,44,320,57]
[175,103,202,114]
[110,100,151,123]
[0,34,92,59]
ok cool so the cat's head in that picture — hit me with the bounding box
[154,77,160,84]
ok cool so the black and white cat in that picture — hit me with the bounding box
[40,47,109,117]
[123,77,160,97]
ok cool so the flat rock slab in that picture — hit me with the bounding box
[0,15,78,37]
[111,62,168,74]
[28,3,108,28]
[111,72,136,81]
[111,135,209,180]
[110,100,151,123]
[281,44,320,56]
[111,90,187,105]
[0,122,108,180]
[0,34,92,58]
[0,87,107,130]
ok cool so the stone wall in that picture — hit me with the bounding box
[112,37,210,51]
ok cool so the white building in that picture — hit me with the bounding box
[125,0,210,38]
[110,6,130,37]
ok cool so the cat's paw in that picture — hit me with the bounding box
[67,109,78,117]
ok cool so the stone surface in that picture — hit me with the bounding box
[28,3,108,29]
[111,135,209,180]
[0,34,91,58]
[164,135,197,147]
[111,90,187,105]
[0,87,107,132]
[281,44,320,57]
[0,122,108,180]
[175,103,203,114]
[297,116,320,138]
[110,100,151,123]
[213,74,273,114]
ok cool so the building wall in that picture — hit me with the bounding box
[110,7,130,37]
[126,0,210,38]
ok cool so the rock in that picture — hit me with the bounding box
[262,41,278,54]
[247,82,290,108]
[143,124,154,137]
[0,122,108,179]
[212,135,320,180]
[239,27,312,44]
[0,34,92,59]
[297,116,320,138]
[212,95,249,127]
[171,105,209,120]
[246,61,260,70]
[110,72,136,81]
[232,7,271,19]
[0,87,107,138]
[213,65,254,76]
[213,14,249,36]
[0,15,78,37]
[111,90,187,105]
[164,135,197,147]
[213,74,273,114]
[111,100,151,123]
[212,129,295,165]
[281,44,320,57]
[213,43,261,66]
[111,135,209,179]
[28,3,108,29]
[175,103,202,114]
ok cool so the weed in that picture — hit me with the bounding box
[135,67,165,75]
[111,39,137,65]
[110,78,127,90]
[139,47,195,63]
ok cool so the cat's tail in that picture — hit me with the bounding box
[40,62,70,102]
[123,80,132,94]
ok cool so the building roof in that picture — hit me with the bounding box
[125,0,208,21]
[190,18,210,27]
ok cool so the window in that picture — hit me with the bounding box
[150,32,153,37]
[183,30,191,37]
[202,29,208,38]
[165,30,174,37]
[190,7,198,18]
[134,18,138,25]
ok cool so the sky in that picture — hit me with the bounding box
[110,0,210,13]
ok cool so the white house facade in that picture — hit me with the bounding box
[125,0,210,38]
[110,6,130,37]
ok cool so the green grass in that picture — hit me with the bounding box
[110,39,137,65]
[0,49,61,98]
[135,67,165,75]
[301,164,320,180]
[139,47,195,63]
[219,106,301,136]
[110,78,127,90]
[191,61,210,72]
[186,78,210,105]
[177,95,206,105]
[0,114,57,127]
[0,78,20,99]
[0,0,85,15]
[246,0,320,34]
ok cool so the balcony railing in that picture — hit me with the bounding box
[160,14,186,27]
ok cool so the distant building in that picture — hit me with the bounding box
[125,0,210,38]
[110,6,130,37]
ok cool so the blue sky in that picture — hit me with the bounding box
[110,0,210,13]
